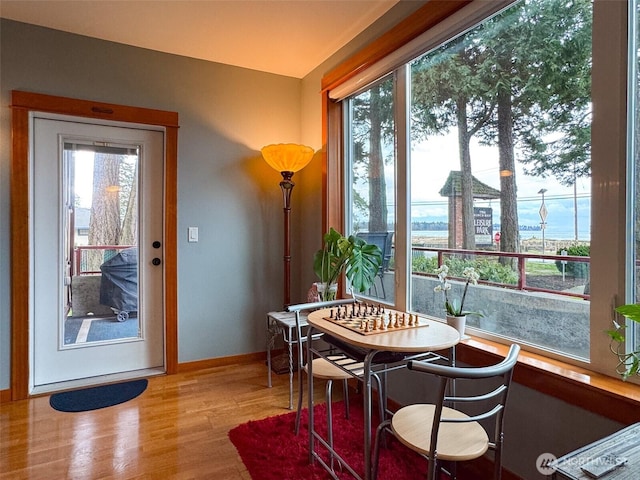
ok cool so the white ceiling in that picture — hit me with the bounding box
[0,0,399,78]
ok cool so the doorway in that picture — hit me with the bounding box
[32,116,165,390]
[10,91,178,400]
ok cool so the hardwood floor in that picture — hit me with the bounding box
[1,359,511,479]
[0,361,330,480]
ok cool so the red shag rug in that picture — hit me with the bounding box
[228,397,430,480]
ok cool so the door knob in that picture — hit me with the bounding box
[152,258,161,266]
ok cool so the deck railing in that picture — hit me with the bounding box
[410,246,590,300]
[73,245,135,275]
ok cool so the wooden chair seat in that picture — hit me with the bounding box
[304,355,364,380]
[391,404,489,461]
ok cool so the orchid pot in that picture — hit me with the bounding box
[446,314,467,336]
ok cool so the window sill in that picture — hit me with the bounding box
[456,336,640,424]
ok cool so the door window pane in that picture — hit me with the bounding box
[64,142,140,346]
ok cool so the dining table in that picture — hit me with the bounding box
[305,304,461,480]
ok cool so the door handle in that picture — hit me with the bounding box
[152,258,161,266]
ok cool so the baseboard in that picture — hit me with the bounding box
[0,388,11,403]
[176,351,265,372]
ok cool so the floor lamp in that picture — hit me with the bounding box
[261,143,314,307]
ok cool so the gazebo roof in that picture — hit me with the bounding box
[438,171,501,199]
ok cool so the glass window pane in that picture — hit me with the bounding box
[408,0,592,358]
[346,76,396,302]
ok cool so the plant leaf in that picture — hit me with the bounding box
[615,304,640,323]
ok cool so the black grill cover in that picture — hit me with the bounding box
[99,247,138,312]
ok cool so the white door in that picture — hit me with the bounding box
[31,114,165,391]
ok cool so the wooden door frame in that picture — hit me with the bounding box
[10,91,179,400]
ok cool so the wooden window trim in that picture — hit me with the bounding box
[320,0,640,422]
[10,90,179,400]
[320,0,472,93]
[457,336,640,424]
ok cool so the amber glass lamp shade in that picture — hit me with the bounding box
[261,143,314,173]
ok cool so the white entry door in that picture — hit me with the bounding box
[31,114,165,391]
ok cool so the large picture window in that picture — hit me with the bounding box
[345,75,396,302]
[335,0,632,373]
[407,0,592,359]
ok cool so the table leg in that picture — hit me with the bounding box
[266,314,274,388]
[363,351,376,480]
[287,325,294,410]
[307,326,315,465]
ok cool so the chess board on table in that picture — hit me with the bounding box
[323,303,428,336]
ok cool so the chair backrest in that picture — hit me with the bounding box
[356,231,394,271]
[408,344,520,462]
[287,299,357,368]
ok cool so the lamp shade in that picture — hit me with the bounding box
[261,143,314,173]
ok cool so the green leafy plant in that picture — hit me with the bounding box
[313,228,382,300]
[413,255,518,285]
[555,245,590,279]
[433,264,484,318]
[606,304,640,380]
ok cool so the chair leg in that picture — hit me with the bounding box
[294,371,305,435]
[326,379,336,471]
[378,272,386,299]
[494,436,503,480]
[343,379,350,420]
[372,419,391,480]
[441,460,457,479]
[427,456,438,480]
[372,373,385,422]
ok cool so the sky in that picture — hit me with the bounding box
[405,129,592,238]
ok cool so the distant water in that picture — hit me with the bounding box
[412,228,590,241]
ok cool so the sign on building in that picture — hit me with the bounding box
[474,207,493,246]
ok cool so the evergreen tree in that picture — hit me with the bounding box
[410,0,592,256]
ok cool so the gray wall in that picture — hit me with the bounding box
[0,18,309,387]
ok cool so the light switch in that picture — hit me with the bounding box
[188,227,199,242]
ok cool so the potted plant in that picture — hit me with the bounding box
[433,264,484,335]
[313,227,383,301]
[606,304,640,380]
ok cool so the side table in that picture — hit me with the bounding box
[552,422,640,479]
[265,310,309,409]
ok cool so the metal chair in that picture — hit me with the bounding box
[287,300,386,441]
[355,232,393,298]
[372,344,520,480]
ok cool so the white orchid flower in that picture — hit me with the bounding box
[434,263,483,318]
